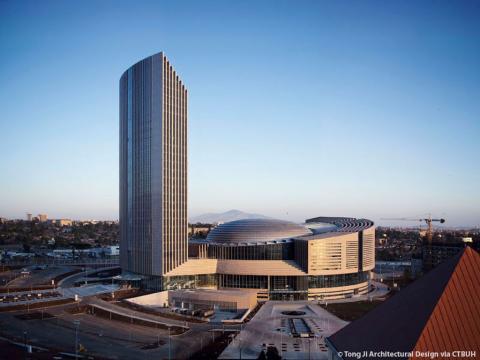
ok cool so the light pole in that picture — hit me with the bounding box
[239,323,242,360]
[308,337,311,360]
[168,326,171,360]
[280,324,283,358]
[23,330,27,357]
[74,320,80,358]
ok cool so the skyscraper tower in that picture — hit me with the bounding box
[119,52,187,288]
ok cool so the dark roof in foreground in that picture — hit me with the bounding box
[327,246,480,360]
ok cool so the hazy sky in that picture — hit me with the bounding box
[1,0,479,226]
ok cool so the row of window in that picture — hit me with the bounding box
[157,272,370,292]
[207,243,294,260]
[218,272,370,290]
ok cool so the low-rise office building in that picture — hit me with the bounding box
[422,239,479,271]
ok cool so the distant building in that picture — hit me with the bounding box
[105,245,120,256]
[327,247,480,359]
[55,219,73,227]
[78,220,98,225]
[188,223,213,237]
[26,213,32,221]
[422,238,479,272]
[38,214,48,222]
[49,247,117,259]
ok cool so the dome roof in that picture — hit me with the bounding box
[305,222,339,234]
[206,218,312,245]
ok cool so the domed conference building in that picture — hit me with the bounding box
[158,216,375,302]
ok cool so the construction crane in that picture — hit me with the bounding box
[381,216,446,243]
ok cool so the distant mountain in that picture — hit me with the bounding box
[189,209,270,224]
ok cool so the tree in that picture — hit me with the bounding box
[265,346,281,360]
[257,350,267,360]
[22,243,31,253]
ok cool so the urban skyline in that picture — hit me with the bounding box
[1,1,480,227]
[0,2,479,359]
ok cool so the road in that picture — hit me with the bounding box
[59,266,119,287]
[8,266,76,288]
[0,295,241,359]
[0,269,22,287]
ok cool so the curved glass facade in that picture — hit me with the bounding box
[308,271,369,288]
[217,272,369,290]
[219,275,268,289]
[208,243,294,260]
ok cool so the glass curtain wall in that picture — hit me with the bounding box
[208,243,294,260]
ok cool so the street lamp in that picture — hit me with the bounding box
[308,337,311,360]
[73,320,80,358]
[23,331,27,353]
[168,325,171,360]
[280,324,283,358]
[239,323,242,360]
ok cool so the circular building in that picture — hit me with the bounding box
[181,216,375,301]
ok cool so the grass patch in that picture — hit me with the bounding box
[319,300,384,321]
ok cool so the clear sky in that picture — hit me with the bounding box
[1,0,479,226]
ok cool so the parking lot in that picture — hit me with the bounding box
[0,290,61,305]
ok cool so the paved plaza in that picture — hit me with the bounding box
[219,301,348,359]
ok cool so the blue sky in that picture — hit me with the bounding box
[0,0,479,226]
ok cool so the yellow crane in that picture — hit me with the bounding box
[381,215,446,243]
